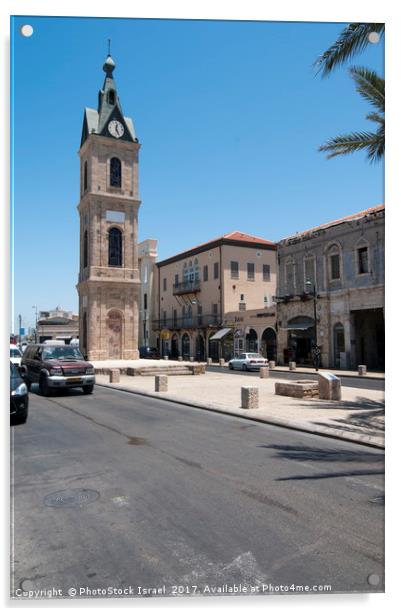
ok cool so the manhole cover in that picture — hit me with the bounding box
[44,489,100,508]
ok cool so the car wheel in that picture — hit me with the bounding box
[82,385,94,395]
[39,375,52,396]
[229,363,234,370]
[242,364,248,371]
[25,378,32,392]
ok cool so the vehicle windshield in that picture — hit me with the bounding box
[247,353,263,359]
[10,348,22,358]
[42,346,84,360]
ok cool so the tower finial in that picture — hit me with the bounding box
[108,38,111,56]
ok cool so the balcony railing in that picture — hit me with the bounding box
[173,280,201,295]
[153,314,220,330]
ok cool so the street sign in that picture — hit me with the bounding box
[19,327,25,336]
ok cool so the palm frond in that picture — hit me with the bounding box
[314,23,384,77]
[349,66,385,112]
[366,112,385,125]
[319,131,384,162]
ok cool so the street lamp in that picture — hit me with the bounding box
[32,305,38,343]
[305,280,320,371]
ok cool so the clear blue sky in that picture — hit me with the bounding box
[11,16,384,331]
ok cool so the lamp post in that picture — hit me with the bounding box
[305,280,320,371]
[32,305,38,343]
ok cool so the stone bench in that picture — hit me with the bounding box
[275,380,319,399]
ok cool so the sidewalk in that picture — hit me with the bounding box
[95,369,385,449]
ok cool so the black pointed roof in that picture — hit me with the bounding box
[80,54,137,147]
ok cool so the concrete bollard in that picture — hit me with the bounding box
[178,356,183,362]
[155,374,168,392]
[219,358,225,366]
[207,357,213,365]
[358,364,367,376]
[241,386,259,409]
[190,356,194,362]
[269,360,276,369]
[109,369,120,383]
[289,361,296,371]
[259,366,270,379]
[318,372,341,401]
[163,355,168,361]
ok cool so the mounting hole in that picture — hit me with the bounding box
[20,24,34,37]
[367,573,380,586]
[368,32,380,44]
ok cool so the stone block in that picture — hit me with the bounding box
[155,374,168,392]
[163,355,168,361]
[178,356,183,362]
[190,356,194,362]
[259,366,269,379]
[207,357,213,365]
[358,365,367,376]
[241,386,259,409]
[318,372,341,401]
[109,369,120,383]
[191,364,206,375]
[219,358,225,366]
[289,361,296,371]
[275,380,319,398]
[268,360,276,369]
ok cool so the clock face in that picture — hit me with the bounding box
[108,120,125,138]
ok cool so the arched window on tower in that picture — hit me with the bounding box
[83,161,88,191]
[108,227,123,267]
[108,90,116,105]
[83,229,88,268]
[110,157,122,188]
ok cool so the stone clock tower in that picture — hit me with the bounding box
[76,54,141,360]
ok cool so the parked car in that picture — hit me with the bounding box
[20,344,96,396]
[10,362,29,424]
[228,353,268,371]
[10,344,23,366]
[139,346,161,359]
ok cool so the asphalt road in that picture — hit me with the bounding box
[11,385,384,600]
[207,365,385,391]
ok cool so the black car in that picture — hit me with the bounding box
[10,362,29,424]
[139,346,161,359]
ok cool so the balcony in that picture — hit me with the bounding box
[173,280,201,295]
[152,314,220,331]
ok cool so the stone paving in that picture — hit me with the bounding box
[95,366,385,449]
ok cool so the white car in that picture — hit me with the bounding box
[228,353,268,371]
[10,344,23,366]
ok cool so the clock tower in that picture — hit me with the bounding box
[77,54,141,360]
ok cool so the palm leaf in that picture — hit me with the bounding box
[319,130,384,162]
[315,23,384,77]
[350,66,385,111]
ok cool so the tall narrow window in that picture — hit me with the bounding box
[108,90,116,105]
[108,227,122,266]
[304,256,315,286]
[230,261,239,279]
[247,263,255,281]
[214,262,219,279]
[144,293,148,310]
[110,157,122,188]
[203,265,208,281]
[263,264,270,281]
[83,161,88,191]
[357,246,369,274]
[83,229,88,268]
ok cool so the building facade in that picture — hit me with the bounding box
[276,205,384,369]
[37,306,79,344]
[76,55,141,360]
[153,232,277,360]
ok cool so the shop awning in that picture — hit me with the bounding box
[209,328,232,341]
[281,323,314,331]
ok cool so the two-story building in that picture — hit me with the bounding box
[138,239,158,349]
[276,205,384,369]
[152,231,277,361]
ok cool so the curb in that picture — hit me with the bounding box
[97,383,385,450]
[209,366,385,382]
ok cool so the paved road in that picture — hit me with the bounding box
[11,385,384,600]
[207,365,385,391]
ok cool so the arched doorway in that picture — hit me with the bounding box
[286,316,314,365]
[181,333,190,359]
[245,328,258,352]
[171,334,179,359]
[107,310,123,359]
[260,328,277,360]
[195,334,205,361]
[333,322,345,368]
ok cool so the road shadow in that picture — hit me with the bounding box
[313,408,384,436]
[258,443,384,482]
[299,397,384,412]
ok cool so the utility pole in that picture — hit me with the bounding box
[305,281,320,371]
[18,314,22,344]
[32,305,38,343]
